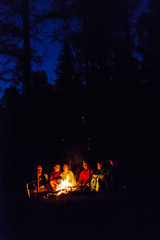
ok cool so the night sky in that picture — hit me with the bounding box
[35,0,149,77]
[32,0,149,82]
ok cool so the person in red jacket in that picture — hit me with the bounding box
[49,164,62,190]
[77,161,93,188]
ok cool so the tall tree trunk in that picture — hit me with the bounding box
[23,0,31,100]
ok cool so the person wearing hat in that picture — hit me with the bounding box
[77,161,93,188]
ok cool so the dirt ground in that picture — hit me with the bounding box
[1,191,160,240]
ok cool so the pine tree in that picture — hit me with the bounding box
[55,40,81,96]
[0,0,44,99]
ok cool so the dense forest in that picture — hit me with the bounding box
[0,0,160,197]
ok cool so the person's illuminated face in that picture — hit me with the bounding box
[37,166,42,174]
[97,163,102,170]
[63,164,68,171]
[83,162,88,170]
[54,164,60,172]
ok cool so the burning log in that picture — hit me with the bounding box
[56,186,79,196]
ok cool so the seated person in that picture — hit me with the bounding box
[91,161,107,192]
[49,164,62,190]
[108,159,118,192]
[60,164,77,186]
[77,161,93,188]
[31,165,48,193]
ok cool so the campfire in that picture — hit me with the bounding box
[55,176,78,196]
[26,176,80,199]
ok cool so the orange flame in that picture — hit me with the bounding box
[56,176,74,196]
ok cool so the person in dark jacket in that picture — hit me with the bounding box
[32,165,48,193]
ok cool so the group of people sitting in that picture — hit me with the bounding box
[28,160,115,196]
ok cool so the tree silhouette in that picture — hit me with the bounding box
[0,0,45,99]
[137,1,160,87]
[55,40,81,96]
